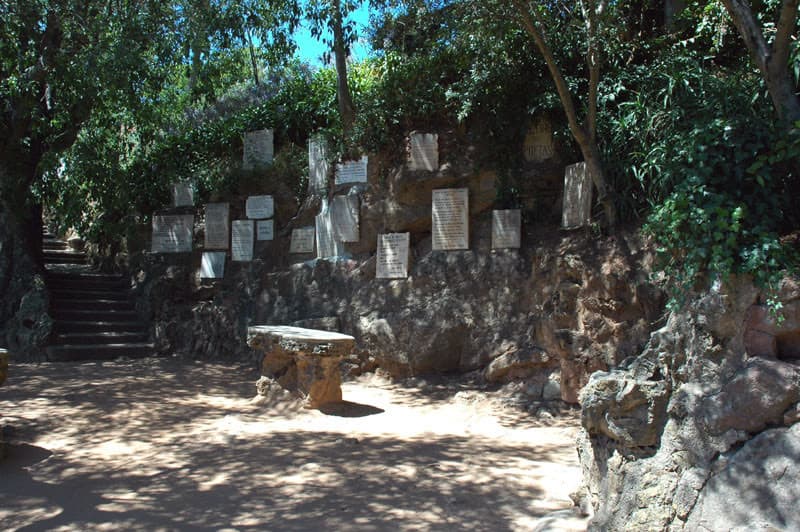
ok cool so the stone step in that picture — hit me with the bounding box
[46,276,128,291]
[52,331,150,345]
[52,320,147,334]
[50,289,129,301]
[46,342,155,362]
[51,309,139,322]
[50,298,136,311]
[43,250,87,264]
[43,239,69,250]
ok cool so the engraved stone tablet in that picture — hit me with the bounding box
[331,194,359,242]
[204,203,230,249]
[256,219,274,241]
[231,220,254,261]
[492,209,522,249]
[334,156,368,185]
[172,180,195,207]
[200,251,226,279]
[432,188,469,250]
[243,129,274,170]
[315,199,344,258]
[408,132,439,172]
[309,136,329,194]
[524,120,555,162]
[562,162,593,228]
[246,195,274,219]
[151,214,194,253]
[290,227,315,254]
[377,233,410,279]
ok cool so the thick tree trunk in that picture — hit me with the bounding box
[721,0,800,124]
[331,0,357,137]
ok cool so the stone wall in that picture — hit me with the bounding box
[130,133,664,402]
[576,276,800,530]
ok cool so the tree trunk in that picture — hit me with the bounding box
[511,0,617,226]
[247,30,261,87]
[721,0,800,124]
[331,0,357,138]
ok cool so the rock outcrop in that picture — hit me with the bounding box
[576,276,800,530]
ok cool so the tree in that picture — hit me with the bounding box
[720,0,800,124]
[306,0,361,138]
[508,0,617,226]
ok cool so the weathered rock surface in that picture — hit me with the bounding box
[576,276,800,530]
[684,423,800,531]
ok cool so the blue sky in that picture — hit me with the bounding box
[292,3,373,66]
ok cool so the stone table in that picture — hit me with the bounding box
[247,326,354,408]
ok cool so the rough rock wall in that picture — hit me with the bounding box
[135,223,662,403]
[132,133,663,403]
[576,277,800,530]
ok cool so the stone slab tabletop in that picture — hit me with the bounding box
[247,326,354,342]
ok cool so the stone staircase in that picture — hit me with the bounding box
[43,230,154,361]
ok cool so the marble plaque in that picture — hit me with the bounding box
[200,251,226,279]
[432,188,469,250]
[315,199,344,258]
[172,180,195,207]
[289,227,315,254]
[562,162,593,228]
[231,220,254,261]
[243,129,274,170]
[246,195,274,219]
[204,203,230,249]
[408,132,439,172]
[331,194,359,242]
[256,219,274,241]
[151,214,194,253]
[376,233,410,279]
[524,120,555,162]
[492,209,522,249]
[308,136,329,194]
[335,156,368,185]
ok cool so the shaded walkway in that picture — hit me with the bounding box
[0,359,586,531]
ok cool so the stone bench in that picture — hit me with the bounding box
[247,326,354,408]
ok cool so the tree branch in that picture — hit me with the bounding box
[511,0,588,145]
[773,0,799,68]
[720,0,770,73]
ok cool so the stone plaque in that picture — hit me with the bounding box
[377,233,410,279]
[524,120,555,162]
[335,156,368,185]
[172,180,195,207]
[151,214,194,253]
[204,203,230,249]
[315,199,344,259]
[231,220,254,261]
[562,162,593,228]
[309,136,329,194]
[492,209,522,249]
[432,188,469,250]
[200,251,226,279]
[289,227,315,254]
[246,195,274,219]
[408,132,439,172]
[256,219,274,241]
[331,194,359,242]
[243,129,274,170]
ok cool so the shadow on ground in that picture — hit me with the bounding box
[0,358,585,531]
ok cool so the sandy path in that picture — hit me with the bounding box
[0,359,587,531]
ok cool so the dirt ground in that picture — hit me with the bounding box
[0,358,588,531]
